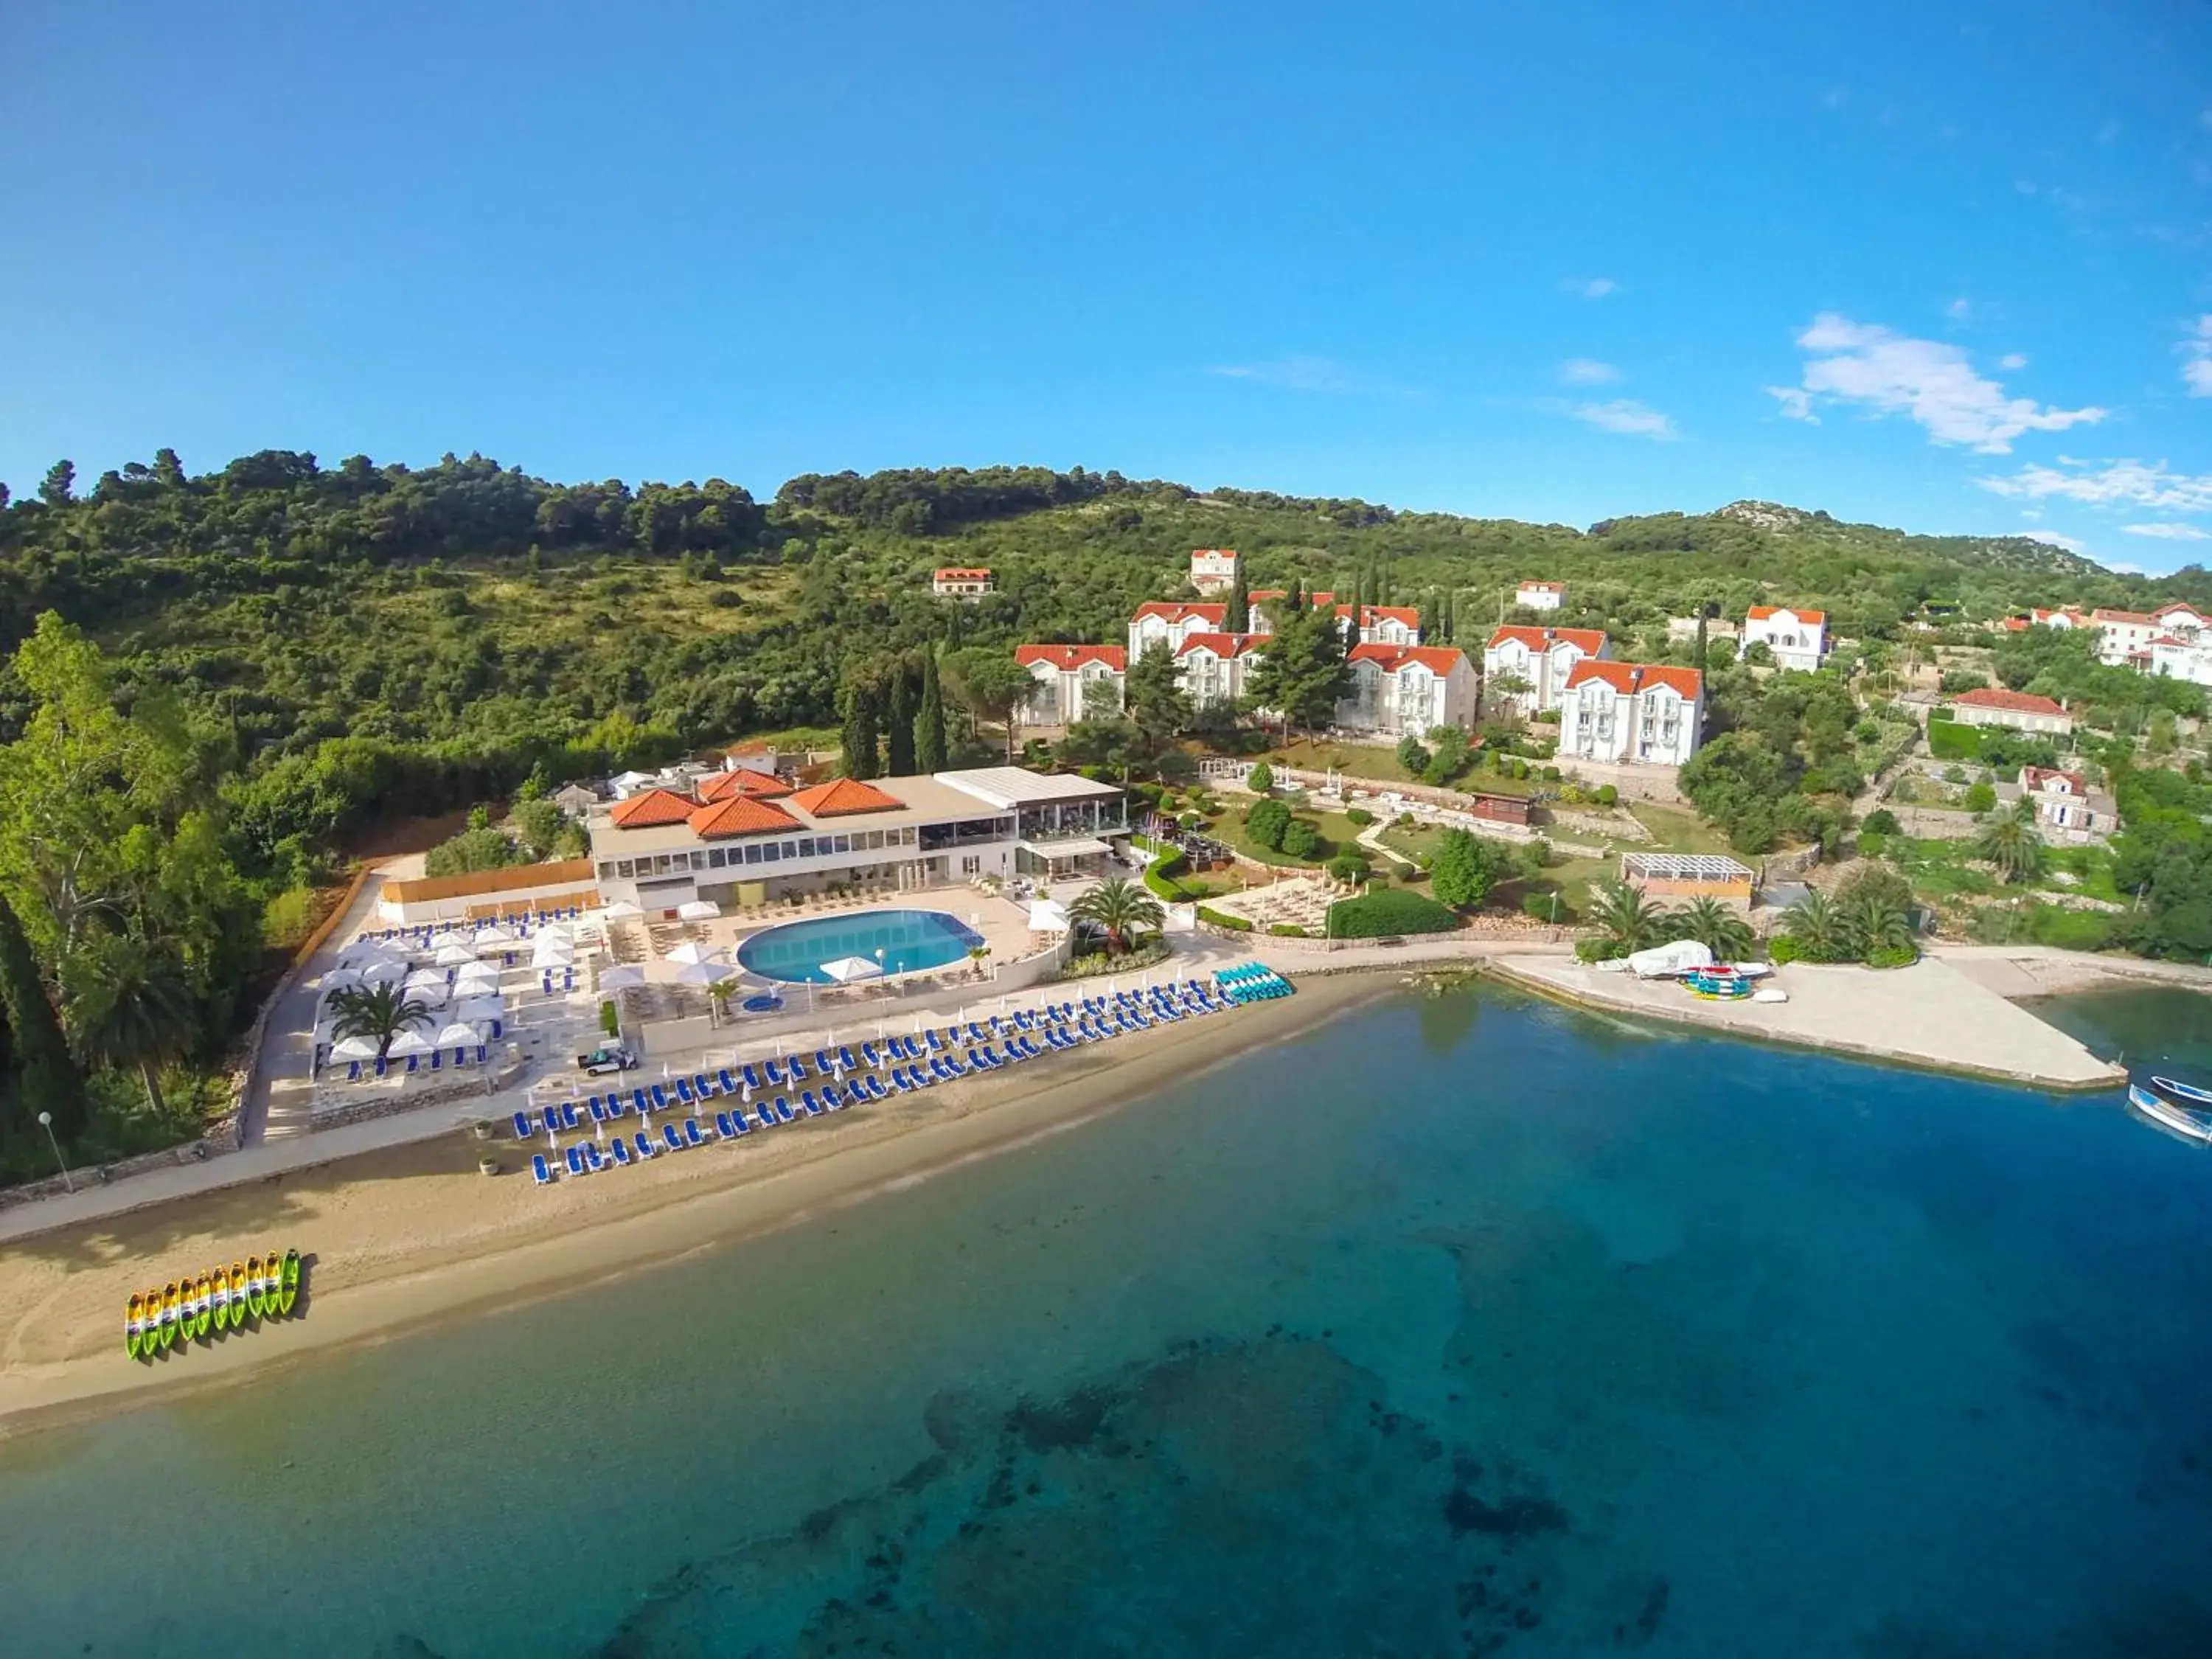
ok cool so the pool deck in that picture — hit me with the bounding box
[1486,953,2127,1092]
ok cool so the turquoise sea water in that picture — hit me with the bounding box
[7,984,2212,1657]
[735,909,983,983]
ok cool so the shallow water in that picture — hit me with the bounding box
[6,984,2212,1657]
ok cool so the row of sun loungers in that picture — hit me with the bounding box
[527,977,1247,1184]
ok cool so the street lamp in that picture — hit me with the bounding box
[36,1110,73,1192]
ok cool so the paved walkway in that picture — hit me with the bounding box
[245,868,394,1145]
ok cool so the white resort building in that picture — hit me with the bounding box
[1557,661,1705,766]
[1190,548,1240,594]
[1483,625,1610,713]
[1516,580,1564,611]
[1016,643,1127,725]
[1949,687,2073,736]
[2018,767,2107,838]
[1336,644,1479,738]
[1177,632,1267,710]
[588,765,1128,915]
[1741,605,1826,672]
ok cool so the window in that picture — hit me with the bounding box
[597,862,614,880]
[709,848,726,869]
[961,855,981,875]
[832,834,851,854]
[615,860,633,879]
[651,855,672,875]
[798,838,816,859]
[762,843,780,864]
[743,843,761,865]
[866,830,884,849]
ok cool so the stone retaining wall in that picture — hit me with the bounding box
[308,1051,526,1131]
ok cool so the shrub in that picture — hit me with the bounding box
[262,886,321,952]
[1245,797,1293,850]
[1540,766,1561,782]
[1346,807,1375,827]
[1575,936,1626,962]
[1280,818,1321,859]
[1326,854,1368,884]
[599,999,619,1037]
[1325,887,1461,939]
[1268,923,1308,937]
[1247,760,1274,795]
[1939,668,1987,695]
[1865,944,1919,970]
[1767,935,1803,965]
[1197,905,1253,932]
[1522,889,1568,923]
[1964,782,1996,813]
[1927,719,1982,762]
[1862,807,1899,835]
[1594,785,1618,807]
[1178,810,1203,830]
[1857,830,1887,857]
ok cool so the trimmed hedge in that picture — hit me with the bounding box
[1324,888,1460,939]
[1197,905,1253,932]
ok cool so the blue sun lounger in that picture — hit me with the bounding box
[814,1048,835,1075]
[714,1110,739,1139]
[763,1059,787,1087]
[692,1071,716,1099]
[631,1088,650,1116]
[865,1074,888,1101]
[512,1111,536,1140]
[674,1077,697,1106]
[587,1096,608,1124]
[771,1096,796,1124]
[888,1066,913,1093]
[532,1153,554,1185]
[561,1102,582,1130]
[838,1046,861,1072]
[717,1067,740,1095]
[860,1040,885,1068]
[585,1143,606,1172]
[650,1084,672,1112]
[565,1145,587,1177]
[608,1092,630,1119]
[633,1130,656,1160]
[611,1136,632,1166]
[684,1118,706,1148]
[741,1063,765,1092]
[925,1028,946,1054]
[661,1123,685,1153]
[799,1091,824,1116]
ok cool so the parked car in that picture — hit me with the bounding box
[575,1045,638,1075]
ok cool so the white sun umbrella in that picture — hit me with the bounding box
[473,922,516,946]
[403,967,448,990]
[597,964,647,991]
[604,900,644,920]
[359,957,408,984]
[532,938,576,965]
[664,941,726,967]
[434,1020,481,1048]
[386,1029,434,1058]
[434,941,478,967]
[330,1034,380,1061]
[406,978,451,1008]
[675,959,732,986]
[321,966,364,992]
[819,956,885,984]
[677,899,721,922]
[453,994,504,1022]
[1028,899,1071,932]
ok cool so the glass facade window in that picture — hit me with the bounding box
[762,844,780,863]
[744,844,761,865]
[709,848,726,868]
[616,860,634,879]
[597,862,614,880]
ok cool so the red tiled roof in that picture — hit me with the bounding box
[610,787,700,828]
[1249,590,1338,608]
[2002,618,2031,632]
[1518,580,1563,591]
[2022,767,2086,794]
[1176,631,1266,659]
[933,567,990,580]
[1486,625,1608,655]
[1015,643,1127,672]
[2146,634,2189,648]
[1133,600,1227,626]
[1191,547,1237,559]
[1747,605,1826,624]
[1347,644,1469,675]
[790,777,905,817]
[697,768,793,801]
[688,796,805,838]
[1564,659,1703,700]
[1953,687,2066,715]
[2154,602,2204,620]
[1345,604,1421,628]
[2091,608,2154,625]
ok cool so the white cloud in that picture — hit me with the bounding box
[1570,399,1678,440]
[1766,386,1818,422]
[1559,358,1620,386]
[1946,298,1973,321]
[1562,277,1617,299]
[2123,523,2212,540]
[1775,313,2107,452]
[1976,457,2212,514]
[1208,356,1366,394]
[2181,315,2212,397]
[2000,352,2029,370]
[2107,561,2148,574]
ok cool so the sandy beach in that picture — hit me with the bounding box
[0,971,1391,1436]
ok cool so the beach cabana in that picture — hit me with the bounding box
[1026,899,1071,933]
[434,941,478,967]
[664,941,725,967]
[597,965,646,991]
[359,958,408,984]
[677,899,721,922]
[820,956,885,984]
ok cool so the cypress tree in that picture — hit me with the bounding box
[838,672,882,780]
[1225,561,1250,633]
[886,658,919,776]
[0,891,84,1144]
[915,650,948,773]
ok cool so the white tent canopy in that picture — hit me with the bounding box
[453,996,505,1023]
[1027,899,1071,932]
[819,956,885,984]
[1626,939,1715,979]
[321,967,364,992]
[664,941,725,966]
[359,958,408,984]
[473,923,516,946]
[434,1021,483,1047]
[386,1029,435,1057]
[677,899,721,921]
[603,900,644,920]
[403,967,448,990]
[675,959,734,985]
[407,979,451,1007]
[532,939,576,965]
[330,1034,381,1060]
[597,965,645,990]
[434,942,478,967]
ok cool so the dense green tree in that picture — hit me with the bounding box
[1068,877,1165,953]
[942,648,1035,761]
[1430,828,1512,910]
[1225,562,1249,633]
[1780,890,1849,961]
[1245,594,1349,737]
[38,459,75,507]
[60,933,195,1117]
[1245,797,1293,851]
[838,671,883,779]
[1124,640,1192,749]
[915,650,948,773]
[886,657,919,776]
[0,888,83,1141]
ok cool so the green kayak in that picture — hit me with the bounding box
[279,1249,300,1318]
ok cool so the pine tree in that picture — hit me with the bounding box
[1225,561,1250,633]
[0,890,85,1144]
[915,650,948,773]
[886,658,919,776]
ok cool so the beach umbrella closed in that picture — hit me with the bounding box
[434,942,478,967]
[597,965,646,991]
[664,941,726,967]
[677,899,721,922]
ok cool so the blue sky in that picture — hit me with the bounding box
[3,2,2209,569]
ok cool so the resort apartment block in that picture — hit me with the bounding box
[1189,548,1240,594]
[2003,602,2212,686]
[1740,605,1826,672]
[1949,687,2073,736]
[1017,643,1127,725]
[1558,661,1705,766]
[931,566,993,599]
[1515,580,1564,611]
[1483,625,1610,713]
[588,765,1127,916]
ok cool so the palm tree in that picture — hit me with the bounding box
[1587,879,1670,955]
[1975,801,2045,884]
[1781,889,1848,962]
[61,936,196,1116]
[327,981,432,1061]
[1844,893,1916,961]
[1068,877,1166,956]
[1671,897,1753,962]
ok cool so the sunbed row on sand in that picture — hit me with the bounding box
[522,976,1245,1185]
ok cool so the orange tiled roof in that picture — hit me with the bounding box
[687,796,805,839]
[1016,644,1127,671]
[933,567,991,580]
[790,776,905,817]
[1747,605,1826,624]
[611,787,700,828]
[1487,625,1607,654]
[1565,659,1703,700]
[1133,600,1227,626]
[2091,608,2154,625]
[1954,686,2066,715]
[1176,630,1267,659]
[697,768,793,801]
[1347,644,1469,675]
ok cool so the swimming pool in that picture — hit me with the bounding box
[735,908,986,984]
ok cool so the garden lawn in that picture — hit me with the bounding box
[1629,801,1745,856]
[1206,807,1372,869]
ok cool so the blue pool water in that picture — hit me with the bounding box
[734,907,983,983]
[7,984,2212,1655]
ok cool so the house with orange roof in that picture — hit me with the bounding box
[1127,600,1229,659]
[1189,548,1240,595]
[931,566,992,599]
[1336,644,1478,738]
[1483,625,1610,713]
[1741,605,1826,672]
[1248,591,1421,646]
[1950,686,2073,736]
[585,764,1128,912]
[1515,580,1564,612]
[1015,643,1127,726]
[1176,632,1267,709]
[1559,661,1705,766]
